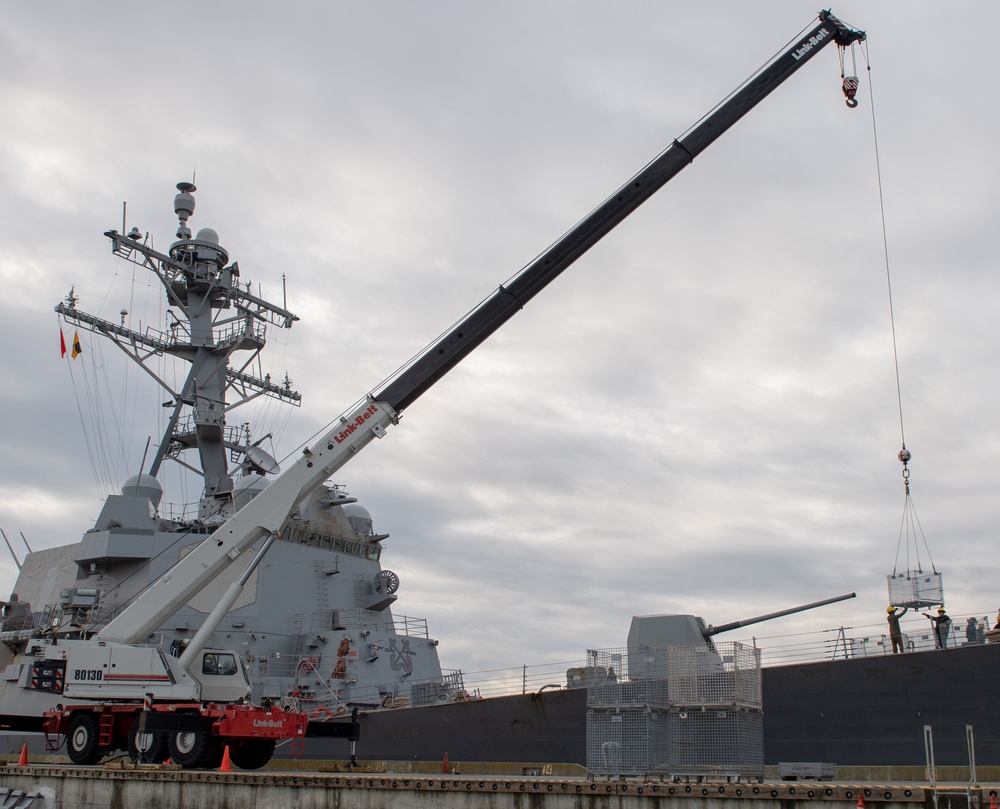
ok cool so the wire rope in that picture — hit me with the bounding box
[858,41,939,585]
[861,42,906,452]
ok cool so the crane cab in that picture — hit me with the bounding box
[187,649,251,703]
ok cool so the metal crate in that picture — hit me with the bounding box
[665,706,763,780]
[587,643,761,710]
[887,570,944,609]
[586,709,669,777]
[667,644,762,709]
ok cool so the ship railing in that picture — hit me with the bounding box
[392,614,430,639]
[446,613,995,701]
[730,612,985,665]
[98,318,268,354]
[325,609,430,639]
[154,500,204,524]
[456,660,590,700]
[170,418,247,448]
[352,670,470,708]
[83,603,131,628]
[281,524,382,561]
[215,319,267,349]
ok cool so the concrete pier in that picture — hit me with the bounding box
[0,765,988,809]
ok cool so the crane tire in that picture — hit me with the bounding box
[229,738,277,770]
[128,717,169,763]
[67,713,103,766]
[169,728,223,769]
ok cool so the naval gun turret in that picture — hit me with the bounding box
[621,592,857,690]
[628,592,857,651]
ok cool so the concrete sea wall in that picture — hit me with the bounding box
[0,765,987,809]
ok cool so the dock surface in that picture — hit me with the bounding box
[0,765,990,809]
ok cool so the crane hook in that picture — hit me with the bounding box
[842,76,860,108]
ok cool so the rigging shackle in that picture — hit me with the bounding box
[898,446,911,495]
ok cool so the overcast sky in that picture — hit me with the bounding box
[1,2,997,679]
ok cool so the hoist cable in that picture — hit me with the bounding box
[858,42,939,582]
[860,42,906,450]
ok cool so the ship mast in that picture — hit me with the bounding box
[55,183,301,523]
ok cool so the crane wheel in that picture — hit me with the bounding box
[229,738,277,770]
[169,728,223,769]
[128,717,169,763]
[67,713,104,766]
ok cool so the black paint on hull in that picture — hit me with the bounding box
[763,642,1000,766]
[306,644,1000,767]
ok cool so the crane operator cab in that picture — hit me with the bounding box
[189,649,251,703]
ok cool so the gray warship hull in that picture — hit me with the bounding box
[332,642,1000,768]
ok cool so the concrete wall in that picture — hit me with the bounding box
[0,765,976,809]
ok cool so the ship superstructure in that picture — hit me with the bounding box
[3,184,453,717]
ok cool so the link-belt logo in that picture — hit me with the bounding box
[333,405,379,445]
[253,719,284,728]
[792,27,830,60]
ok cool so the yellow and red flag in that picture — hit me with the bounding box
[71,331,82,359]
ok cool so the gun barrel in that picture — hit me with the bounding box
[704,592,856,637]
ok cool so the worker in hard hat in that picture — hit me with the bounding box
[922,606,952,649]
[886,605,908,654]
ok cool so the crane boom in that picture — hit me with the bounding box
[376,10,865,413]
[98,11,864,649]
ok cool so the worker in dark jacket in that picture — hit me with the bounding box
[923,606,951,649]
[887,605,908,654]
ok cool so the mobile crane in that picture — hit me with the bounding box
[0,10,863,769]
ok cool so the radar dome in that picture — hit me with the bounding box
[195,227,220,245]
[121,474,163,505]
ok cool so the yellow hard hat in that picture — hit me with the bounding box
[887,606,895,613]
[937,606,946,612]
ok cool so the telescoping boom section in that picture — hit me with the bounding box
[97,10,865,650]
